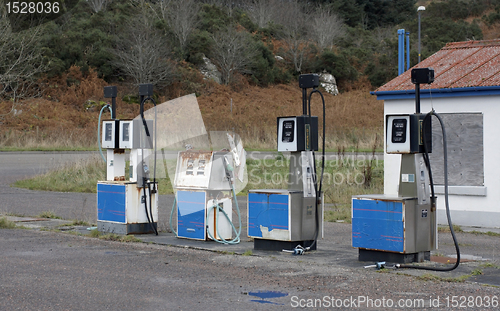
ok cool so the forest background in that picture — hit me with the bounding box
[1,0,499,151]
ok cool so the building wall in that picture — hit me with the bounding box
[383,94,500,228]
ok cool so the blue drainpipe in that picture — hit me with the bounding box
[398,29,411,75]
[398,29,405,75]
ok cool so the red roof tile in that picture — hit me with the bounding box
[374,39,500,92]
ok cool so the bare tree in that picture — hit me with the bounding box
[112,10,176,88]
[200,0,245,17]
[149,0,170,20]
[246,0,280,29]
[86,0,111,13]
[311,7,345,50]
[155,0,200,56]
[0,18,47,110]
[209,26,258,85]
[276,0,310,73]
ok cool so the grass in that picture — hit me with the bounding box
[0,146,97,152]
[0,217,17,229]
[469,230,500,237]
[480,263,500,269]
[37,211,62,219]
[1,83,384,152]
[0,126,98,151]
[417,273,472,283]
[58,220,92,227]
[438,225,500,237]
[438,224,464,233]
[242,249,253,256]
[414,267,487,283]
[70,220,91,226]
[14,155,106,193]
[87,229,142,242]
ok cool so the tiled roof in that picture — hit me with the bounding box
[374,39,500,93]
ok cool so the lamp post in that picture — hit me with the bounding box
[418,6,425,63]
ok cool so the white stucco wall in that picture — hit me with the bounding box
[383,95,500,228]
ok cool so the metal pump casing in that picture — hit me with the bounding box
[352,68,438,263]
[97,85,158,235]
[248,74,324,250]
[173,151,234,241]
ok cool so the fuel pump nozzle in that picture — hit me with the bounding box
[223,155,234,184]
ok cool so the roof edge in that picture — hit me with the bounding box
[371,86,500,100]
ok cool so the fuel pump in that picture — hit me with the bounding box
[97,84,158,235]
[247,74,325,253]
[352,68,460,270]
[169,132,246,244]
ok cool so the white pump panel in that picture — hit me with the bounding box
[277,117,298,152]
[386,115,411,154]
[102,120,116,149]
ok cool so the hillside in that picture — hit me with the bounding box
[2,0,500,150]
[0,66,383,150]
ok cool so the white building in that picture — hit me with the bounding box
[372,40,500,228]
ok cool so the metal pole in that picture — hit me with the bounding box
[302,88,308,115]
[417,6,425,63]
[415,83,421,114]
[111,97,116,120]
[418,11,421,63]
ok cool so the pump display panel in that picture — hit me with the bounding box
[277,117,298,151]
[391,118,407,143]
[277,116,318,152]
[281,120,295,143]
[386,115,411,154]
[101,120,117,149]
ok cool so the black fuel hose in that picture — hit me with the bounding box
[398,110,460,271]
[140,96,158,235]
[303,88,326,252]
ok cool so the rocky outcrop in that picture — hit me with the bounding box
[200,55,222,84]
[319,71,338,95]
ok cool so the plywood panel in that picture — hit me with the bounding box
[428,113,484,186]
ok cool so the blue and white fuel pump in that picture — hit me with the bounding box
[97,84,158,235]
[247,74,325,253]
[352,68,461,271]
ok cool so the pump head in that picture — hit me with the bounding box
[103,86,117,98]
[411,68,435,84]
[139,84,154,97]
[299,74,320,89]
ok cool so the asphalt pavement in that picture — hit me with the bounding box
[0,151,499,310]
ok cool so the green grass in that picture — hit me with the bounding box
[438,224,464,233]
[0,217,17,229]
[417,273,471,283]
[480,263,500,269]
[469,230,500,237]
[14,156,106,193]
[88,228,101,238]
[37,211,62,219]
[242,249,253,256]
[70,220,91,226]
